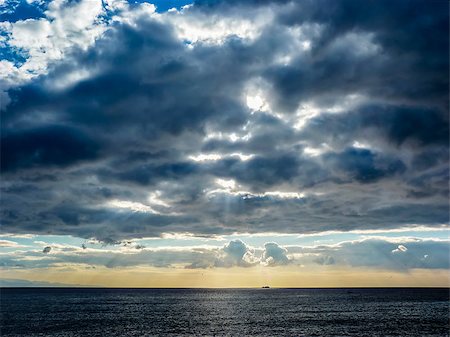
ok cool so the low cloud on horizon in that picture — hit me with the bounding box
[1,236,448,272]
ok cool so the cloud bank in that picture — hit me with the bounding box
[1,237,448,271]
[0,0,448,241]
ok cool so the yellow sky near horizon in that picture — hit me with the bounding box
[2,266,449,288]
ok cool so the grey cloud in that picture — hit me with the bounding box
[223,240,248,261]
[322,148,406,184]
[301,105,449,149]
[214,239,258,267]
[314,255,335,266]
[0,278,87,287]
[0,0,448,241]
[272,0,448,111]
[261,242,290,266]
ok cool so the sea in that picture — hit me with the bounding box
[1,288,449,336]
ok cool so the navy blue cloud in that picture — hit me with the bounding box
[1,126,100,172]
[323,148,406,184]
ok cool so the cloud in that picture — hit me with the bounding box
[1,0,107,88]
[186,240,258,269]
[301,105,449,150]
[261,242,290,266]
[0,0,448,241]
[392,245,408,253]
[290,238,450,270]
[0,278,88,287]
[217,239,258,267]
[271,0,449,111]
[0,237,447,271]
[323,147,406,184]
[1,125,100,172]
[314,255,335,266]
[0,239,26,248]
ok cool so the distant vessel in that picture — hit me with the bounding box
[261,286,270,289]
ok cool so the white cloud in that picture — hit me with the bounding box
[105,199,160,214]
[246,94,265,111]
[47,68,92,90]
[164,5,273,45]
[261,242,290,266]
[147,191,171,208]
[2,0,107,93]
[215,178,237,190]
[289,238,449,270]
[392,244,408,253]
[0,240,26,248]
[189,153,223,162]
[215,239,258,267]
[192,152,255,162]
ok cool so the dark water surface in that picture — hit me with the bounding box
[1,288,449,336]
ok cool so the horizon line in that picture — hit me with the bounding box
[1,286,449,289]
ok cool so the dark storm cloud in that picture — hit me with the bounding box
[0,0,448,240]
[301,105,449,149]
[323,148,406,184]
[271,0,449,111]
[1,125,100,172]
[207,153,302,188]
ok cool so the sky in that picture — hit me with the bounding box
[0,0,449,287]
